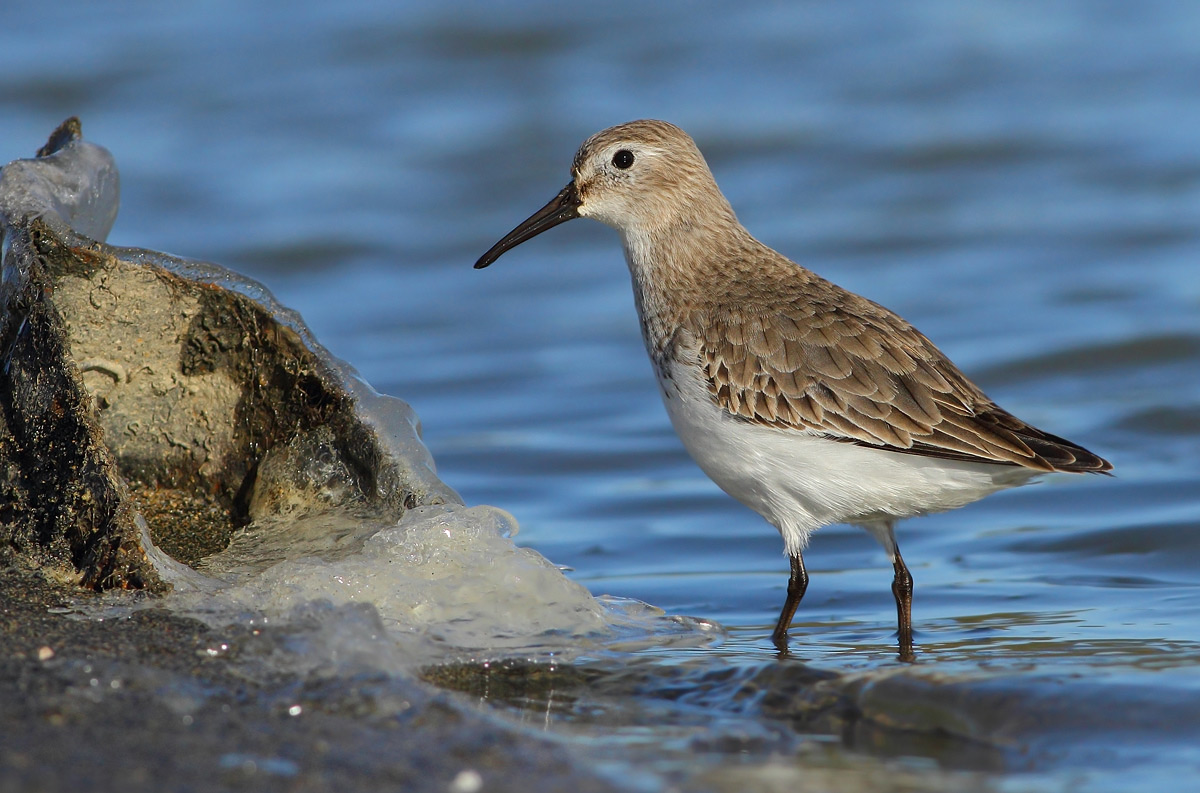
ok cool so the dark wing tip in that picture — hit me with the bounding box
[988,413,1113,474]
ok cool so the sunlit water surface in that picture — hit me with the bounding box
[3,2,1199,791]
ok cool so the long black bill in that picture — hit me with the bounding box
[474,181,582,269]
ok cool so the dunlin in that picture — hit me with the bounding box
[474,120,1111,659]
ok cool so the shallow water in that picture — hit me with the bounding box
[4,1,1200,791]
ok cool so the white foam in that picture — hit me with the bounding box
[157,504,718,668]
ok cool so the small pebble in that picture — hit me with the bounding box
[450,769,483,793]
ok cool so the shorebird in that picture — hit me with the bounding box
[474,120,1111,659]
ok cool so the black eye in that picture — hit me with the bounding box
[612,149,635,169]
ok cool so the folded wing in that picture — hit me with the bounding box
[691,290,1111,474]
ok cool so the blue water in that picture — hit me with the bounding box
[4,2,1200,790]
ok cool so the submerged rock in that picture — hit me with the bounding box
[0,118,457,589]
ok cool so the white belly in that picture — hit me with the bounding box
[655,358,1038,556]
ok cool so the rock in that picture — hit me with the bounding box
[0,118,457,590]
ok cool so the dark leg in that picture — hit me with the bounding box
[771,552,808,650]
[892,548,915,662]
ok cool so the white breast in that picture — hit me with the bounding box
[654,355,1038,557]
